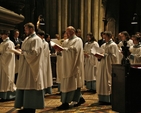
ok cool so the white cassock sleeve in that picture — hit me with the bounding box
[0,41,16,91]
[1,42,15,82]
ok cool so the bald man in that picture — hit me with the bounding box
[56,26,85,110]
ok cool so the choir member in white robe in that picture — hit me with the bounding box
[118,31,133,49]
[37,30,53,94]
[84,33,99,93]
[118,31,133,63]
[96,31,120,105]
[129,35,141,64]
[0,30,16,101]
[56,26,85,110]
[14,23,44,113]
[56,31,68,93]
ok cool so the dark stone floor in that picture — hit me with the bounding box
[0,88,117,113]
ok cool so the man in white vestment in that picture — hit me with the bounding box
[56,26,85,110]
[96,31,120,105]
[56,31,68,94]
[37,30,53,94]
[0,30,16,101]
[14,23,44,113]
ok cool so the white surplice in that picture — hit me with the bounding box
[118,39,134,63]
[56,39,67,83]
[42,39,53,88]
[96,40,120,95]
[60,35,84,92]
[118,39,133,48]
[84,41,99,81]
[0,38,16,92]
[56,55,63,83]
[129,44,141,64]
[56,39,65,84]
[16,33,44,90]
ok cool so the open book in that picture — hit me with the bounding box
[94,52,104,58]
[51,39,62,45]
[91,46,104,58]
[50,41,64,51]
[9,48,22,55]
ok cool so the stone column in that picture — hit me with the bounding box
[61,0,68,31]
[68,0,71,26]
[72,0,79,28]
[87,0,91,33]
[64,0,68,29]
[80,0,84,40]
[45,0,50,33]
[49,0,58,37]
[58,0,62,37]
[83,0,88,40]
[98,0,105,39]
[93,0,99,40]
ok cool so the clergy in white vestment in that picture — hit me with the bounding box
[37,30,53,94]
[14,23,44,113]
[0,30,16,101]
[56,26,85,110]
[84,32,99,93]
[129,35,141,64]
[56,31,68,93]
[96,31,120,105]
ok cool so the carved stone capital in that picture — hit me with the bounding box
[0,6,24,30]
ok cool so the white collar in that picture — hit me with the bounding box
[3,37,9,42]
